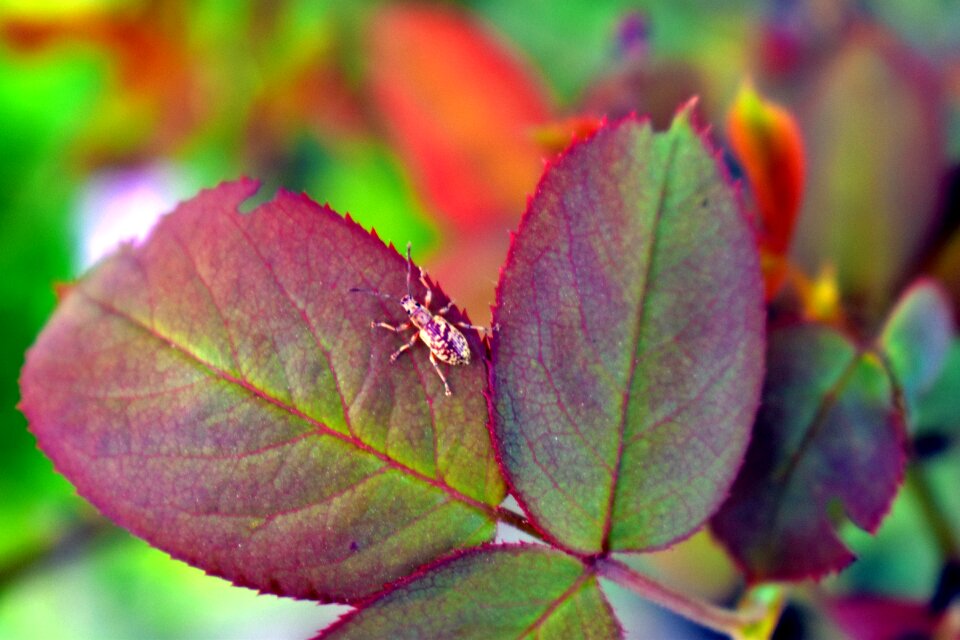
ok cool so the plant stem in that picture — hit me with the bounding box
[906,463,960,560]
[594,556,775,638]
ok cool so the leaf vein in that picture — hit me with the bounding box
[77,288,497,520]
[601,130,680,550]
[517,568,592,638]
[168,227,246,381]
[223,206,353,437]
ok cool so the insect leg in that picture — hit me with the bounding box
[436,299,456,315]
[389,332,419,362]
[428,351,453,396]
[372,320,412,333]
[456,321,498,339]
[405,242,413,297]
[417,266,434,309]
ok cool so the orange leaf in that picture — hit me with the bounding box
[727,82,805,258]
[367,5,551,232]
[531,115,605,154]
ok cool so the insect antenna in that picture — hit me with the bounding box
[405,241,413,297]
[348,287,394,300]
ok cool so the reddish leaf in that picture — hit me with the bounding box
[318,545,621,639]
[20,179,505,602]
[490,110,765,554]
[826,595,938,640]
[711,324,907,582]
[367,4,551,232]
[532,115,605,154]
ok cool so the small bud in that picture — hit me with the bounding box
[727,81,806,298]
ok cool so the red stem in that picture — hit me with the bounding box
[594,556,768,637]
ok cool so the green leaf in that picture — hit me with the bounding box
[490,111,765,553]
[310,141,437,254]
[318,545,622,639]
[878,279,955,412]
[914,340,960,438]
[711,324,907,581]
[20,179,505,602]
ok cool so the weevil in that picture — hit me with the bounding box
[349,243,490,396]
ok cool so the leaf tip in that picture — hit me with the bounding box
[52,280,77,304]
[673,94,701,123]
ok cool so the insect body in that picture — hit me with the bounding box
[350,243,487,396]
[399,295,471,366]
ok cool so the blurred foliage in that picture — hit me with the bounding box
[0,25,96,567]
[2,0,960,638]
[0,529,344,639]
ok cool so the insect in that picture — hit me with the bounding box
[350,243,490,396]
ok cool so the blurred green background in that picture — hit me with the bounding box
[2,1,959,638]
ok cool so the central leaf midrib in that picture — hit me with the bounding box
[601,128,680,550]
[79,288,496,518]
[770,345,864,518]
[745,339,894,581]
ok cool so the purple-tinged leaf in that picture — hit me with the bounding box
[826,595,938,640]
[19,179,505,602]
[878,279,955,411]
[318,545,621,640]
[490,110,765,554]
[711,324,907,582]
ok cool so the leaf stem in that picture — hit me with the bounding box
[906,463,960,560]
[877,351,959,558]
[593,556,781,638]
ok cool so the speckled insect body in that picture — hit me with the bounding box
[350,243,486,396]
[407,297,471,366]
